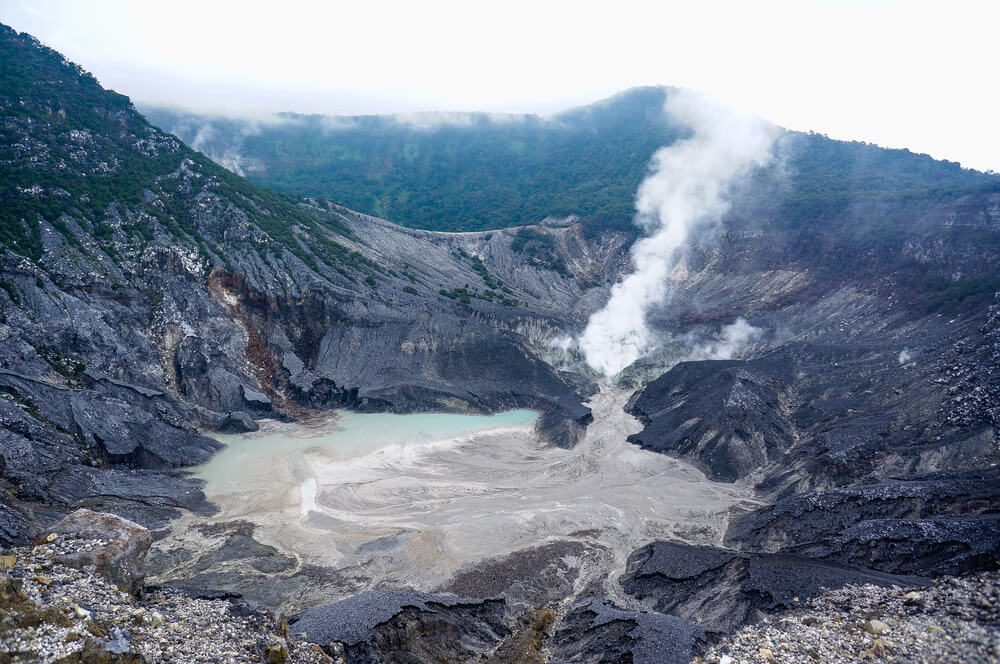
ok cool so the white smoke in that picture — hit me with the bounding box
[898,349,915,365]
[578,90,778,376]
[684,318,764,361]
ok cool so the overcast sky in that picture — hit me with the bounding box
[2,0,997,172]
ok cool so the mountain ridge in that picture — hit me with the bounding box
[143,86,996,234]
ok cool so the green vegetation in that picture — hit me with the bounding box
[440,285,518,307]
[145,88,683,234]
[0,388,49,425]
[146,88,996,240]
[510,228,571,277]
[0,23,359,275]
[921,272,1000,313]
[34,344,86,384]
[0,277,20,304]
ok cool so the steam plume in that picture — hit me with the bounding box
[685,318,763,361]
[579,90,778,376]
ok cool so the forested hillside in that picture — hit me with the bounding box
[145,89,997,234]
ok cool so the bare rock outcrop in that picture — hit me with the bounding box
[47,509,152,596]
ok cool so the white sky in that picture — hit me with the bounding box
[2,0,998,172]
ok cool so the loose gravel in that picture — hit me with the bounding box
[0,533,332,663]
[699,571,1000,664]
[4,529,998,663]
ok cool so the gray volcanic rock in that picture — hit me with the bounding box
[439,540,599,607]
[45,465,217,531]
[536,403,594,449]
[143,520,323,609]
[624,299,1000,508]
[49,508,153,596]
[726,469,1000,575]
[289,590,509,663]
[620,540,925,632]
[0,371,221,470]
[550,596,708,664]
[624,314,999,581]
[219,411,258,433]
[0,494,28,547]
[625,358,796,482]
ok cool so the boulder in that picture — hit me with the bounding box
[550,596,708,664]
[535,404,592,449]
[219,411,259,434]
[48,509,152,596]
[289,590,508,663]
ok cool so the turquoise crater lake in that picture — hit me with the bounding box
[194,408,540,500]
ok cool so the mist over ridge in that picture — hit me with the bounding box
[143,86,996,239]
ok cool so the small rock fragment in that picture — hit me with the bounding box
[264,635,289,663]
[863,619,888,635]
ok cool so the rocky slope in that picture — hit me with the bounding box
[0,24,612,546]
[700,571,999,663]
[619,173,1000,578]
[7,510,995,664]
[0,510,330,663]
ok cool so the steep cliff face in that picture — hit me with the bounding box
[0,25,609,544]
[623,181,1000,578]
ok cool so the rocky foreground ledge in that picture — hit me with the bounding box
[0,510,328,664]
[2,510,999,664]
[700,572,999,664]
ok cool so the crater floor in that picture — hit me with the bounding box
[150,389,761,612]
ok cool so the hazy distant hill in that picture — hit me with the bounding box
[144,89,996,233]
